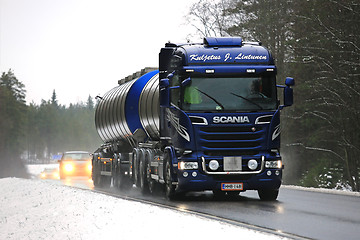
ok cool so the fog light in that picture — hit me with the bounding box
[209,160,219,171]
[248,159,258,170]
[183,172,189,178]
[267,170,272,176]
[275,170,280,176]
[192,172,197,177]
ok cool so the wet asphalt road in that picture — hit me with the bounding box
[61,178,360,240]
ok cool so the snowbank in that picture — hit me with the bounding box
[0,178,283,240]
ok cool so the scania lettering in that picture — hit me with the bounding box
[91,37,295,201]
[213,116,250,124]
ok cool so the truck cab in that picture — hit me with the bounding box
[158,37,294,199]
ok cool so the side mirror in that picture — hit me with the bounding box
[160,78,170,107]
[167,72,174,79]
[284,86,293,107]
[159,78,170,90]
[181,77,191,87]
[285,77,295,87]
[277,77,295,109]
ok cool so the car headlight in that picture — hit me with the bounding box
[265,160,282,169]
[178,161,198,170]
[64,163,74,172]
[87,163,92,172]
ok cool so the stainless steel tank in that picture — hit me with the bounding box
[95,70,160,143]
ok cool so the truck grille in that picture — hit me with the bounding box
[199,126,265,156]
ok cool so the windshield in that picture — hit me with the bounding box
[182,76,277,111]
[62,153,91,161]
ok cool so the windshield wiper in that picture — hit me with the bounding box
[195,88,225,110]
[230,92,264,110]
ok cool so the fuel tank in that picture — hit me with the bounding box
[95,70,160,143]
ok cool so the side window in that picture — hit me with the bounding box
[170,75,180,107]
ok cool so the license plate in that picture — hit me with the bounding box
[221,183,243,191]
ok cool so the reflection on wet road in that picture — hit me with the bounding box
[60,177,94,190]
[51,176,360,240]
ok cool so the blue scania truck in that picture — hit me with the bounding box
[92,37,294,200]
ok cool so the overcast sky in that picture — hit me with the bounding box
[0,0,199,105]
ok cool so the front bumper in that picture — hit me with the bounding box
[176,156,282,192]
[177,169,282,192]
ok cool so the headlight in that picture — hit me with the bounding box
[178,161,198,170]
[87,163,92,172]
[209,160,219,171]
[64,163,74,172]
[265,160,282,169]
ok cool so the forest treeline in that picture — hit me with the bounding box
[187,0,359,191]
[0,70,102,177]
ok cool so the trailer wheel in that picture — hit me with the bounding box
[164,155,176,200]
[258,189,279,201]
[140,156,150,195]
[133,149,141,188]
[93,174,102,188]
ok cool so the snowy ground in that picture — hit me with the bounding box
[0,164,285,239]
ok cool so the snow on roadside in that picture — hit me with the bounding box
[0,178,284,240]
[282,185,360,197]
[26,164,59,178]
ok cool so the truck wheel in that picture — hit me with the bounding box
[93,174,102,188]
[101,176,111,188]
[115,174,132,191]
[258,189,279,201]
[164,158,176,200]
[145,158,156,194]
[140,157,150,195]
[133,149,141,188]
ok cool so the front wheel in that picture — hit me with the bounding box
[258,189,279,201]
[164,158,176,200]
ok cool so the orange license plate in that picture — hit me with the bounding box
[221,183,243,191]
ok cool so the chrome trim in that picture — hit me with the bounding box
[189,116,208,125]
[255,115,273,124]
[201,156,265,175]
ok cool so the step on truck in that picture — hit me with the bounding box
[92,37,294,200]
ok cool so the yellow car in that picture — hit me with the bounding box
[59,151,92,179]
